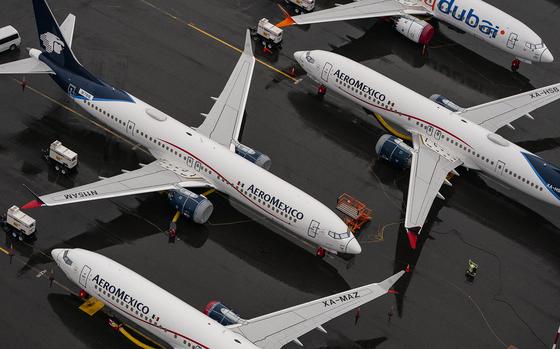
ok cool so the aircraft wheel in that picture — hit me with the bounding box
[55,165,60,172]
[9,44,16,51]
[61,168,67,175]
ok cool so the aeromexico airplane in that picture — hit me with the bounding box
[52,248,404,349]
[294,50,560,248]
[279,0,553,70]
[0,0,361,256]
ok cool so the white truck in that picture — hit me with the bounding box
[43,140,78,174]
[1,206,36,241]
[251,18,283,50]
[284,0,315,13]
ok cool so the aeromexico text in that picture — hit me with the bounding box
[333,70,386,101]
[92,274,150,314]
[246,185,304,220]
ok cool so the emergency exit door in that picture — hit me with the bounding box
[321,62,332,82]
[79,265,91,287]
[507,33,518,49]
[126,120,136,135]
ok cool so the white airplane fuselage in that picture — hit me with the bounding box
[422,0,553,63]
[41,52,360,255]
[52,248,259,349]
[295,50,560,207]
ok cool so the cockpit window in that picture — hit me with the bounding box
[328,231,351,239]
[63,250,73,266]
[525,42,544,50]
[305,51,314,64]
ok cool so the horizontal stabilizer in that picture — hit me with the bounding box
[0,58,54,75]
[60,14,76,48]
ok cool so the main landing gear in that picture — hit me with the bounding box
[318,84,327,96]
[511,58,521,72]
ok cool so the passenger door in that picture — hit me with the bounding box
[321,62,332,82]
[495,160,505,175]
[79,265,91,288]
[307,220,319,238]
[507,33,518,49]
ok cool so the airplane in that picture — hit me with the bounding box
[0,0,362,256]
[51,248,404,349]
[293,49,560,248]
[278,0,554,71]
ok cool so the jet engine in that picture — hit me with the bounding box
[168,188,214,224]
[234,143,271,170]
[393,15,435,45]
[204,301,244,326]
[429,94,465,112]
[375,134,413,170]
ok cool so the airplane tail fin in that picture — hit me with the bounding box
[32,0,81,72]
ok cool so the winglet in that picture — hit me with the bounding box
[406,227,421,250]
[243,29,253,56]
[21,184,45,210]
[276,4,296,27]
[378,270,405,292]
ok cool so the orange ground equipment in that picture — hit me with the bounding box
[336,193,372,233]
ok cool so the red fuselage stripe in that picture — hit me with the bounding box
[337,86,472,148]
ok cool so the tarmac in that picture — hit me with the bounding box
[0,0,559,348]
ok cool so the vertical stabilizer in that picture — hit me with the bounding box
[32,0,80,72]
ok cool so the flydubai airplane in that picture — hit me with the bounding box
[52,248,404,349]
[0,0,361,256]
[279,0,553,71]
[294,49,560,248]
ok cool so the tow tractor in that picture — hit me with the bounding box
[250,18,283,51]
[283,0,315,13]
[43,140,78,175]
[1,206,36,241]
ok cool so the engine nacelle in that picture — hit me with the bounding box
[168,188,213,224]
[394,15,435,45]
[234,143,271,170]
[429,94,464,112]
[204,301,244,326]
[375,134,413,170]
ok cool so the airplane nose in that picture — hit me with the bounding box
[293,51,304,64]
[51,248,64,263]
[541,48,554,63]
[345,237,362,254]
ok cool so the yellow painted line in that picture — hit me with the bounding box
[123,324,167,349]
[172,210,181,223]
[202,188,216,197]
[13,79,150,155]
[119,326,157,349]
[0,247,9,255]
[187,23,298,83]
[137,0,297,82]
[373,112,412,141]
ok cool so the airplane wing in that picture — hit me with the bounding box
[457,83,560,132]
[0,57,54,74]
[60,14,76,48]
[22,160,212,208]
[229,271,405,349]
[278,0,428,26]
[405,133,461,249]
[196,30,255,149]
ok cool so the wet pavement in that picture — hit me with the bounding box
[0,0,559,348]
